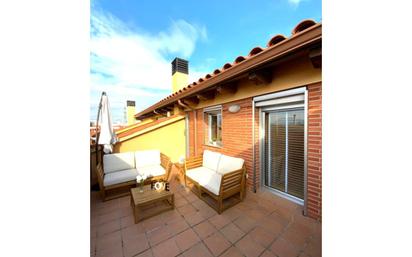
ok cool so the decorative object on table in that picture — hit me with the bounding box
[151,180,170,191]
[136,174,147,192]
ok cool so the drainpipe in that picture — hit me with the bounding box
[252,99,256,193]
[177,100,197,157]
[177,100,192,110]
[194,110,198,156]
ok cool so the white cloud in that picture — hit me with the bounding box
[90,9,208,124]
[288,0,303,6]
[156,20,207,58]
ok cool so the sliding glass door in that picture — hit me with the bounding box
[264,108,305,201]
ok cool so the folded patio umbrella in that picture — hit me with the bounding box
[96,92,118,154]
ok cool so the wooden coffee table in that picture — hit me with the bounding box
[130,185,174,223]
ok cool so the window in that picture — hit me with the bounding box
[204,106,222,147]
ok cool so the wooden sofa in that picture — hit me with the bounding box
[184,150,246,214]
[96,150,172,201]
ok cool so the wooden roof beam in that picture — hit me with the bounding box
[196,90,216,101]
[159,106,173,111]
[309,47,321,68]
[182,97,199,107]
[248,69,272,85]
[216,82,238,95]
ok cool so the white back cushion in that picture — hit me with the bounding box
[202,150,222,171]
[103,152,135,174]
[135,150,161,168]
[216,155,244,175]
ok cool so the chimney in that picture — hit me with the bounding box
[171,57,188,93]
[126,100,136,125]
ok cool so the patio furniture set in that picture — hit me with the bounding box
[95,149,247,222]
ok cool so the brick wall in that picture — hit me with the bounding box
[188,98,259,190]
[187,83,322,220]
[307,82,322,220]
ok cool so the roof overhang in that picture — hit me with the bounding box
[135,22,322,119]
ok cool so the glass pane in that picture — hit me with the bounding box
[217,114,222,142]
[204,110,222,146]
[287,109,304,199]
[268,111,286,192]
[211,115,217,141]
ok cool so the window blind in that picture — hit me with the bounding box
[286,109,304,199]
[266,109,304,199]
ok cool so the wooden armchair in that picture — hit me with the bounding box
[185,154,247,214]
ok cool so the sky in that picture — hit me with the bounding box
[90,0,321,124]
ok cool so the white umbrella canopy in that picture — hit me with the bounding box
[96,92,118,153]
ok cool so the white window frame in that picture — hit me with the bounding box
[203,105,223,147]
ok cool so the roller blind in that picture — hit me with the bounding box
[265,108,304,200]
[268,112,286,192]
[286,109,304,199]
[256,94,304,107]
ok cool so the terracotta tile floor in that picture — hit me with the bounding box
[91,180,321,257]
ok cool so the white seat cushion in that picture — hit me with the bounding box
[202,150,222,171]
[186,166,222,195]
[135,150,161,168]
[186,167,215,184]
[103,169,138,187]
[202,172,222,196]
[103,152,135,174]
[137,165,166,178]
[216,155,245,175]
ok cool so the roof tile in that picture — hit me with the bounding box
[234,56,247,64]
[249,46,264,56]
[267,34,286,47]
[222,63,232,70]
[292,19,316,35]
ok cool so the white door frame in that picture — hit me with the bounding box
[255,87,308,215]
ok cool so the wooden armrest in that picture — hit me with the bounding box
[160,153,170,168]
[185,156,203,170]
[96,163,105,189]
[160,153,172,180]
[220,165,246,192]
